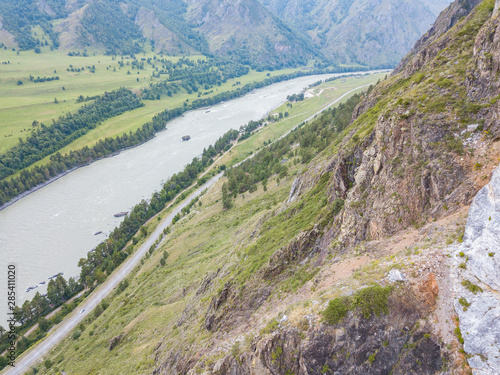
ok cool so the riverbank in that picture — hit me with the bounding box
[0,73,386,338]
[0,71,384,212]
[0,128,169,212]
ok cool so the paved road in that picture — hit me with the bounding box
[1,174,222,375]
[1,78,381,375]
[281,82,377,140]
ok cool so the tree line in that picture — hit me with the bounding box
[0,274,83,367]
[223,91,367,204]
[142,58,249,100]
[0,88,142,181]
[77,128,238,288]
[0,68,369,207]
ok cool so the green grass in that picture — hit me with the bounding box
[216,73,386,168]
[0,47,301,155]
[22,79,376,375]
[36,169,295,374]
[322,285,393,324]
[233,172,332,284]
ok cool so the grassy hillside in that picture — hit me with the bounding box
[5,73,386,374]
[18,0,500,373]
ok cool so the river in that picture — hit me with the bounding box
[0,72,364,326]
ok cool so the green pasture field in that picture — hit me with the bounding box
[0,46,299,154]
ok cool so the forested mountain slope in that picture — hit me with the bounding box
[259,0,452,67]
[186,0,319,69]
[0,0,449,69]
[0,0,318,69]
[26,0,500,374]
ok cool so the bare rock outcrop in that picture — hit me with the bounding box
[209,287,444,375]
[109,334,123,351]
[454,166,500,375]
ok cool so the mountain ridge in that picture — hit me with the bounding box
[0,0,451,69]
[258,0,453,67]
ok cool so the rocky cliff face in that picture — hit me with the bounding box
[395,0,483,74]
[454,165,500,374]
[305,0,500,249]
[200,281,444,375]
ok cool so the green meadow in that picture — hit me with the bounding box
[0,46,299,155]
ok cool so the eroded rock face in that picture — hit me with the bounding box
[289,0,500,249]
[109,334,122,351]
[455,166,500,375]
[263,226,322,279]
[208,288,444,375]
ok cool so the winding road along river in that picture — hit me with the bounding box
[0,78,378,375]
[0,73,369,327]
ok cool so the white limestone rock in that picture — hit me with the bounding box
[454,166,500,375]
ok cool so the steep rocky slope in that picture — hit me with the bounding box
[150,0,500,372]
[158,0,500,372]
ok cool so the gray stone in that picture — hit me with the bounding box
[467,124,479,132]
[287,177,301,203]
[454,166,500,375]
[387,269,406,283]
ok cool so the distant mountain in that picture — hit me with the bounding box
[0,0,319,69]
[186,0,320,69]
[259,0,452,67]
[0,0,451,68]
